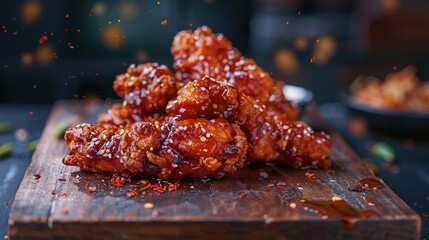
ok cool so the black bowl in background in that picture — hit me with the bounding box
[342,93,429,137]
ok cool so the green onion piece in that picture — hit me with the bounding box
[371,142,395,162]
[55,123,70,139]
[0,122,13,134]
[0,143,13,158]
[27,140,39,153]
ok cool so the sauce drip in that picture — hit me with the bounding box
[359,178,383,191]
[290,198,377,227]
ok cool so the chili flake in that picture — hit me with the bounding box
[305,171,316,179]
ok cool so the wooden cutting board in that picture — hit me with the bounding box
[8,101,421,240]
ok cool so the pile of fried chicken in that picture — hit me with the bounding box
[63,26,332,180]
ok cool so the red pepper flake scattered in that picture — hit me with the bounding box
[50,189,56,195]
[168,182,180,192]
[276,181,287,187]
[305,171,316,179]
[39,36,48,44]
[33,173,41,180]
[61,208,69,214]
[85,182,97,193]
[160,20,168,25]
[110,176,129,187]
[58,178,66,182]
[141,183,152,191]
[239,193,247,199]
[59,192,67,197]
[267,183,275,188]
[152,184,167,193]
[126,188,138,198]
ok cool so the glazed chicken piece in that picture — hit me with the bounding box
[98,63,179,127]
[64,118,248,180]
[171,26,300,121]
[166,76,331,168]
[113,63,179,114]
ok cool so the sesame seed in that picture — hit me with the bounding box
[200,136,207,142]
[212,103,218,109]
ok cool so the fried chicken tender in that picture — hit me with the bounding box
[113,63,179,114]
[171,26,300,120]
[63,118,248,180]
[166,76,331,168]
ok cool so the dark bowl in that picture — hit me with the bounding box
[342,93,429,136]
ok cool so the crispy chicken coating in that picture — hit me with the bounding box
[171,26,300,120]
[166,76,331,168]
[64,118,248,180]
[113,63,179,114]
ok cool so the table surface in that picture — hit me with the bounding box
[0,103,428,239]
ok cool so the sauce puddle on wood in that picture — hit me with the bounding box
[289,198,378,227]
[348,177,384,192]
[359,178,383,191]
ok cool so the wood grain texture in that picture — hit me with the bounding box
[8,101,421,240]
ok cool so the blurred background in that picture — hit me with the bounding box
[1,0,429,104]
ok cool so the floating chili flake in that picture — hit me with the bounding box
[267,183,275,188]
[239,193,247,199]
[160,20,168,25]
[33,173,41,180]
[67,42,75,49]
[305,171,316,179]
[276,181,287,187]
[58,178,66,182]
[126,188,138,198]
[38,36,48,44]
[50,189,56,195]
[85,182,97,193]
